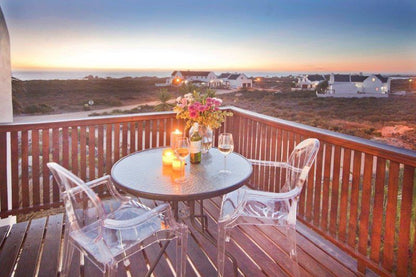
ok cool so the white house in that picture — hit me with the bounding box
[170,70,219,87]
[0,7,12,123]
[318,73,390,98]
[296,74,327,90]
[218,73,252,89]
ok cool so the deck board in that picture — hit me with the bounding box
[0,197,362,276]
[14,217,47,277]
[0,221,29,276]
[38,214,64,277]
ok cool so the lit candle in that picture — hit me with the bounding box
[172,158,184,171]
[170,129,183,148]
[162,148,175,166]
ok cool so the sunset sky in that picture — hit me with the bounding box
[1,0,416,74]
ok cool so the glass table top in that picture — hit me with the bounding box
[111,147,253,201]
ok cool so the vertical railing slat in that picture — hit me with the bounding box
[62,127,69,169]
[129,122,136,153]
[321,143,332,232]
[71,127,79,176]
[88,125,96,181]
[382,161,400,271]
[42,129,50,204]
[79,126,87,181]
[329,145,341,236]
[338,148,351,242]
[137,121,143,151]
[313,146,323,226]
[11,132,19,210]
[113,124,120,162]
[270,127,278,193]
[97,125,104,176]
[348,151,362,249]
[152,119,158,148]
[122,122,128,157]
[264,125,273,192]
[369,157,386,263]
[52,128,60,202]
[144,121,150,149]
[357,153,373,272]
[396,165,415,276]
[32,130,40,206]
[105,124,112,174]
[258,123,266,191]
[21,130,29,208]
[0,132,8,213]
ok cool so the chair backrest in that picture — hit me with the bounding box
[282,138,320,192]
[47,162,105,232]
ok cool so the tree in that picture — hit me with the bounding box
[154,89,173,111]
[316,80,328,94]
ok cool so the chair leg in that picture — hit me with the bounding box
[176,225,188,277]
[217,222,228,277]
[61,242,75,277]
[106,266,118,277]
[287,225,300,277]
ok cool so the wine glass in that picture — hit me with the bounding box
[174,137,190,164]
[218,133,234,173]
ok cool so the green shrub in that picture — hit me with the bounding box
[23,104,54,114]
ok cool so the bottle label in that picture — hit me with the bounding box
[190,141,201,153]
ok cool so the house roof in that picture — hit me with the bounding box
[218,73,231,79]
[228,74,241,80]
[376,74,389,83]
[351,75,367,82]
[333,74,351,82]
[307,74,326,82]
[171,70,211,77]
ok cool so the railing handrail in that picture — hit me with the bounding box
[227,106,416,166]
[2,106,415,165]
[0,110,177,131]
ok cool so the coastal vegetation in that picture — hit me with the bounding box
[12,76,416,150]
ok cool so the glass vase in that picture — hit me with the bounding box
[189,123,213,154]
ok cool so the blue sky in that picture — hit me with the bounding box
[1,0,415,73]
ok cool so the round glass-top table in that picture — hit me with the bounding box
[111,147,253,202]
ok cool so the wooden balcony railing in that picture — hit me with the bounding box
[1,106,415,276]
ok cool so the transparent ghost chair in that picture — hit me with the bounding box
[216,138,320,277]
[47,162,188,277]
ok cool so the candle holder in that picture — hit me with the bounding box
[170,129,183,149]
[172,158,185,171]
[162,148,175,166]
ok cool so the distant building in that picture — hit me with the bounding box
[218,73,252,89]
[317,73,390,98]
[296,74,327,90]
[170,70,219,87]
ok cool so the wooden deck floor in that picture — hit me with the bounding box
[0,197,362,277]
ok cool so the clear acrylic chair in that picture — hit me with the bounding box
[47,162,188,277]
[216,138,320,277]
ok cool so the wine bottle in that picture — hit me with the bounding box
[190,124,202,164]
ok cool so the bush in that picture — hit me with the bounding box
[23,104,54,114]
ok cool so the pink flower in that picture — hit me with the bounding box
[178,98,187,108]
[198,104,208,112]
[189,110,198,118]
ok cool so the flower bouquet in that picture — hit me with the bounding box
[174,90,233,131]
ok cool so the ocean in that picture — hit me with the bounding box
[12,70,306,81]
